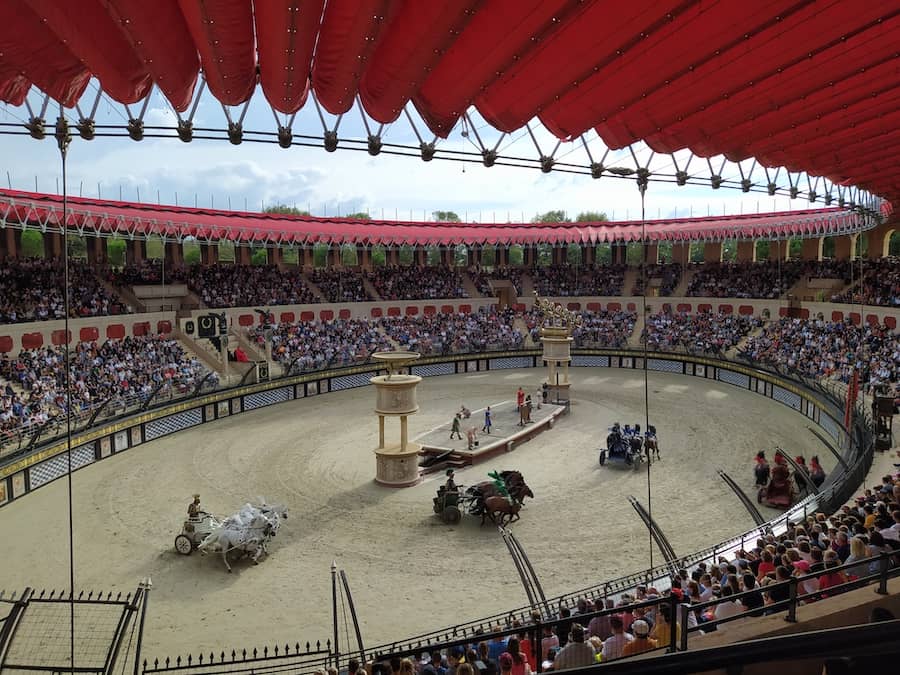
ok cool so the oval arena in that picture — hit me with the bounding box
[2,3,900,671]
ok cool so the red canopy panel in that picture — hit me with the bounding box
[255,0,323,115]
[0,189,866,248]
[311,0,398,116]
[475,0,686,134]
[358,0,481,124]
[538,0,800,141]
[23,0,152,105]
[0,69,30,107]
[105,0,199,112]
[413,0,580,137]
[0,1,90,107]
[177,0,256,107]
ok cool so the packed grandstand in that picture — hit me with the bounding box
[1,250,898,453]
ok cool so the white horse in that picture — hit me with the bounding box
[198,502,287,572]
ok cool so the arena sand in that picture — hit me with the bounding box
[0,369,831,659]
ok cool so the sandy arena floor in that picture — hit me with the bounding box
[0,368,832,659]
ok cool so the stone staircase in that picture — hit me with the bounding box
[298,272,327,302]
[460,271,484,298]
[626,306,647,348]
[671,268,694,297]
[622,267,639,295]
[520,271,535,299]
[727,321,768,359]
[513,316,535,347]
[102,278,145,313]
[362,275,382,301]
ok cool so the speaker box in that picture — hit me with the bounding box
[257,361,270,382]
[876,396,895,416]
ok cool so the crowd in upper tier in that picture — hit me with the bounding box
[0,335,214,444]
[0,257,897,327]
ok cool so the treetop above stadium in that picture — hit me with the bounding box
[0,189,876,248]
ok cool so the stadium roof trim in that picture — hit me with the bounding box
[0,190,871,247]
[1,2,899,207]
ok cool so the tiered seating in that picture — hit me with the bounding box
[379,308,525,355]
[365,266,469,300]
[308,268,373,302]
[740,317,898,386]
[532,264,625,296]
[644,311,761,355]
[572,310,637,348]
[0,335,213,443]
[832,257,900,307]
[0,258,129,323]
[687,262,805,298]
[185,264,319,308]
[632,263,682,296]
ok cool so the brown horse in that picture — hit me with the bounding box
[482,495,522,526]
[466,471,534,514]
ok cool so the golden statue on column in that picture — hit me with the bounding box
[533,291,580,402]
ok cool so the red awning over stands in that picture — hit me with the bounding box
[0,189,867,248]
[1,2,898,206]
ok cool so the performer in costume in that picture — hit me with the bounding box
[188,494,202,519]
[488,470,511,502]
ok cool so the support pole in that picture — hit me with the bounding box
[331,562,340,672]
[339,570,367,665]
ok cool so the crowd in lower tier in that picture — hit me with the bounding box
[380,308,526,355]
[643,311,762,355]
[740,317,898,387]
[0,258,129,323]
[0,335,213,441]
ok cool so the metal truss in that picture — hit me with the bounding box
[0,77,888,225]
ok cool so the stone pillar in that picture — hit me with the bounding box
[5,229,20,258]
[801,237,823,261]
[331,246,342,269]
[865,225,888,259]
[360,247,371,270]
[269,247,283,267]
[736,241,755,263]
[524,245,534,267]
[644,244,659,265]
[497,246,507,267]
[831,236,851,260]
[165,241,183,267]
[44,232,63,259]
[388,247,399,266]
[417,248,426,267]
[703,243,722,263]
[126,239,145,265]
[443,246,455,268]
[237,245,251,266]
[200,243,218,266]
[583,245,594,266]
[767,240,787,262]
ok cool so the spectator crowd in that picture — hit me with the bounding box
[644,311,761,355]
[0,258,129,323]
[186,264,319,308]
[366,266,469,300]
[308,268,373,303]
[1,335,213,443]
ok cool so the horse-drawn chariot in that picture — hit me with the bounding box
[175,513,220,555]
[599,423,645,470]
[433,470,534,526]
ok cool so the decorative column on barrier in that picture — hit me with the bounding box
[371,351,423,487]
[533,292,580,402]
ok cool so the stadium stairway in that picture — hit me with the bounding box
[671,267,694,297]
[298,272,326,302]
[622,267,639,296]
[102,278,143,313]
[513,316,534,347]
[626,308,647,348]
[727,320,768,359]
[519,271,535,299]
[460,271,483,298]
[361,275,382,301]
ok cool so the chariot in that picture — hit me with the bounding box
[174,513,221,555]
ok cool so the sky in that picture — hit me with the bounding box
[0,82,821,224]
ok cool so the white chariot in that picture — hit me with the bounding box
[174,513,221,555]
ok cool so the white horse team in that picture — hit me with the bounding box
[197,501,288,573]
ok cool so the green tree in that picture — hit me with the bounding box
[575,211,609,222]
[721,240,737,262]
[657,242,673,263]
[372,245,386,266]
[67,235,87,260]
[625,243,643,265]
[854,233,868,258]
[822,237,836,259]
[425,246,442,266]
[217,240,235,263]
[788,238,803,259]
[341,244,359,265]
[251,247,268,265]
[481,245,496,267]
[536,243,553,266]
[264,204,309,216]
[145,235,164,260]
[453,244,468,267]
[398,245,414,265]
[21,230,44,258]
[531,210,570,223]
[344,212,370,220]
[282,247,299,265]
[595,244,612,265]
[313,243,328,267]
[182,239,202,265]
[508,245,524,266]
[107,238,126,267]
[432,210,461,222]
[688,242,704,263]
[889,232,900,256]
[755,240,770,261]
[566,244,582,265]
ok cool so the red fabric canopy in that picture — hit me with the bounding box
[0,189,868,248]
[1,2,897,204]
